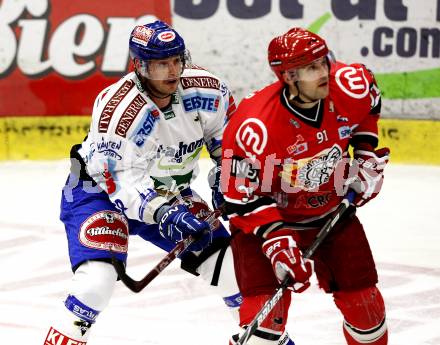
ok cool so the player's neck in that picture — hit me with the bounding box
[135,72,173,108]
[287,85,320,109]
[150,95,172,109]
[288,93,319,109]
[290,98,319,109]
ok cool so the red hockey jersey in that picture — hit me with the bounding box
[221,61,381,237]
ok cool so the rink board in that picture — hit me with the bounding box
[0,116,439,164]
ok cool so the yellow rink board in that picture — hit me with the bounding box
[0,116,439,164]
[0,116,91,160]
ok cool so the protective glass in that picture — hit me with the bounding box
[286,56,330,82]
[136,50,191,81]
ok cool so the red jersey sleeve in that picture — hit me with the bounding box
[221,102,284,237]
[349,64,381,149]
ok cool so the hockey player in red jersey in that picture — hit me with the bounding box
[222,28,390,345]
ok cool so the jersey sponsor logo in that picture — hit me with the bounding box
[98,80,135,133]
[335,66,369,99]
[163,108,176,120]
[336,115,349,122]
[156,138,204,168]
[97,138,122,160]
[280,144,343,191]
[182,92,220,112]
[115,94,147,137]
[287,134,308,156]
[236,118,268,160]
[158,31,176,42]
[231,156,260,183]
[131,26,155,46]
[133,110,158,147]
[338,125,352,139]
[181,76,220,90]
[79,211,129,253]
[44,327,87,345]
[294,192,333,209]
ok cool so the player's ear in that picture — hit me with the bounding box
[282,70,296,85]
[282,75,299,97]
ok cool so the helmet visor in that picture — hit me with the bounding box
[286,56,329,82]
[135,50,191,81]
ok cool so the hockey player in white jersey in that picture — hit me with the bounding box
[42,20,247,345]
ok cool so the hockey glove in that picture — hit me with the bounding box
[262,229,313,293]
[156,204,212,252]
[208,165,227,219]
[347,147,390,207]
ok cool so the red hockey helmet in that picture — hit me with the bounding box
[268,28,329,81]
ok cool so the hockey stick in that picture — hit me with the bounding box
[112,209,222,293]
[235,190,356,345]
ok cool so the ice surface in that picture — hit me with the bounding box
[0,160,439,344]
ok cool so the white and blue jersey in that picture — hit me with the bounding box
[78,67,235,224]
[62,67,236,270]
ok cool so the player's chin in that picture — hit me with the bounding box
[317,81,329,96]
[164,78,179,89]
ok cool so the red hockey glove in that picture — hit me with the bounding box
[262,230,313,293]
[348,147,390,207]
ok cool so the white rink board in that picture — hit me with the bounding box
[172,0,440,118]
[0,159,440,344]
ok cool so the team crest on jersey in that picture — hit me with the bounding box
[280,144,343,191]
[79,211,129,253]
[335,66,369,99]
[236,118,268,161]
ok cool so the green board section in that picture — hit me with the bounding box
[308,14,440,99]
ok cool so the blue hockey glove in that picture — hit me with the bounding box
[156,204,212,252]
[208,166,227,219]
